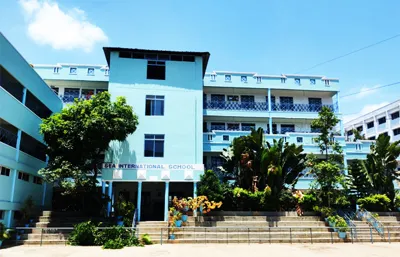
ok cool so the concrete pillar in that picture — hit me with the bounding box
[101,181,106,196]
[193,182,197,198]
[41,182,47,206]
[336,91,341,113]
[5,210,13,228]
[268,88,272,134]
[343,155,348,175]
[22,87,27,105]
[164,182,169,221]
[340,120,344,137]
[137,181,142,222]
[15,130,22,161]
[10,169,17,202]
[107,181,113,217]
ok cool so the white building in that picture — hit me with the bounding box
[344,99,400,142]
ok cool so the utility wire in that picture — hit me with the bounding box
[340,81,400,98]
[295,33,400,73]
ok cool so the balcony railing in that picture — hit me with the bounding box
[204,101,337,113]
[61,94,95,103]
[0,126,17,148]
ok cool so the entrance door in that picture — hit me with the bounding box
[140,182,165,221]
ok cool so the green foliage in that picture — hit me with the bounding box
[311,106,341,160]
[298,193,318,211]
[141,234,153,245]
[313,206,334,218]
[335,216,349,232]
[395,195,400,209]
[114,197,135,226]
[68,221,100,246]
[348,160,372,198]
[0,223,11,241]
[20,195,34,223]
[357,194,391,212]
[277,190,297,211]
[39,92,139,194]
[197,170,224,202]
[232,187,269,211]
[102,238,125,249]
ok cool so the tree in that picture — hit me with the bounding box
[39,92,138,194]
[348,160,372,197]
[197,169,224,202]
[261,138,306,197]
[311,106,341,160]
[352,129,366,141]
[357,134,400,205]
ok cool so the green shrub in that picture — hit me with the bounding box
[327,215,337,225]
[278,190,297,211]
[395,195,400,209]
[141,233,153,245]
[298,193,317,211]
[313,206,334,218]
[197,170,224,202]
[96,226,140,247]
[335,216,348,232]
[114,198,135,226]
[68,221,100,246]
[103,238,125,249]
[232,187,265,211]
[357,194,391,212]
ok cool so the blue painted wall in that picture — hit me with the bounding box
[34,65,109,82]
[103,51,204,181]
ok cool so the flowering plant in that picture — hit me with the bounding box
[188,196,222,214]
[172,197,190,212]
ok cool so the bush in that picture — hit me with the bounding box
[278,190,297,211]
[357,194,391,212]
[96,226,141,247]
[298,193,317,211]
[68,221,100,246]
[141,233,153,245]
[232,187,264,211]
[103,238,125,249]
[395,195,400,209]
[197,170,224,202]
[114,198,135,226]
[335,216,348,232]
[313,206,334,218]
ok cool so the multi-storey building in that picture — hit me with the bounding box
[33,47,376,222]
[344,99,400,142]
[0,33,62,227]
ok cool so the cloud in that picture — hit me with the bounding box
[353,84,381,99]
[344,102,389,124]
[19,0,108,52]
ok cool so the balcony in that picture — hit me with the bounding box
[203,130,369,159]
[61,93,96,104]
[0,126,17,148]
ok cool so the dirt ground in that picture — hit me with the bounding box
[1,243,399,257]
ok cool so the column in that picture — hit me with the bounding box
[343,155,348,176]
[10,169,17,202]
[362,120,367,136]
[5,210,13,228]
[340,120,344,136]
[374,116,378,136]
[193,181,197,198]
[22,87,27,105]
[107,181,113,217]
[267,88,272,134]
[41,182,47,206]
[387,111,394,138]
[336,91,341,113]
[101,181,106,196]
[137,181,142,222]
[164,182,169,221]
[15,130,22,161]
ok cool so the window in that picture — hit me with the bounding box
[105,68,109,76]
[378,117,386,125]
[297,137,303,143]
[147,61,165,80]
[25,91,52,119]
[367,121,374,129]
[223,135,229,141]
[81,89,95,100]
[256,77,261,83]
[294,78,301,85]
[18,172,29,182]
[380,132,389,137]
[310,79,316,85]
[87,68,95,76]
[347,130,353,136]
[203,122,208,132]
[281,78,286,83]
[394,128,400,136]
[280,96,294,110]
[119,52,132,58]
[33,176,43,185]
[227,95,239,102]
[210,122,225,131]
[96,89,107,94]
[356,126,363,132]
[69,67,77,74]
[53,67,60,73]
[308,98,322,111]
[391,111,400,120]
[281,124,295,133]
[144,134,164,157]
[1,166,10,176]
[227,123,240,131]
[145,95,165,116]
[0,210,4,219]
[51,86,59,95]
[241,76,247,83]
[368,136,376,140]
[325,80,330,86]
[225,75,231,82]
[241,123,255,131]
[210,74,216,81]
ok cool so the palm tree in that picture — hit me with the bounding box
[260,138,307,197]
[355,135,400,205]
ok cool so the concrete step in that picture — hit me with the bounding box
[16,240,68,245]
[197,216,322,222]
[190,221,327,227]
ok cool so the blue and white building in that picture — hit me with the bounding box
[32,47,375,221]
[0,33,62,227]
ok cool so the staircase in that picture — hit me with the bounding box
[352,212,400,242]
[137,214,351,244]
[16,211,107,245]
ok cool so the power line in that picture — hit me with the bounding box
[340,81,400,99]
[296,33,400,73]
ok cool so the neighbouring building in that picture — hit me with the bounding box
[0,33,63,227]
[344,99,400,142]
[32,46,382,222]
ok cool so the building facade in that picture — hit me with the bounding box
[344,99,400,142]
[33,47,377,222]
[0,33,63,227]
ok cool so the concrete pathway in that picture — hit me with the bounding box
[1,243,400,257]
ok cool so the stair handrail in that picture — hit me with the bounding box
[356,209,384,236]
[337,209,357,239]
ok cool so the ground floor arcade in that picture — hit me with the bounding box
[101,181,198,221]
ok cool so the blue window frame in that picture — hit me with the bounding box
[145,95,165,116]
[144,134,164,157]
[70,67,77,75]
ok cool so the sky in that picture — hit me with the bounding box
[1,0,400,122]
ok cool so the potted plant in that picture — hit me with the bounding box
[168,208,177,240]
[327,215,337,230]
[20,196,34,227]
[0,223,10,248]
[336,217,348,239]
[174,212,182,227]
[114,197,135,226]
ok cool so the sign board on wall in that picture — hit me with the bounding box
[102,163,204,170]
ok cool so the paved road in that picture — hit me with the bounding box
[1,244,399,257]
